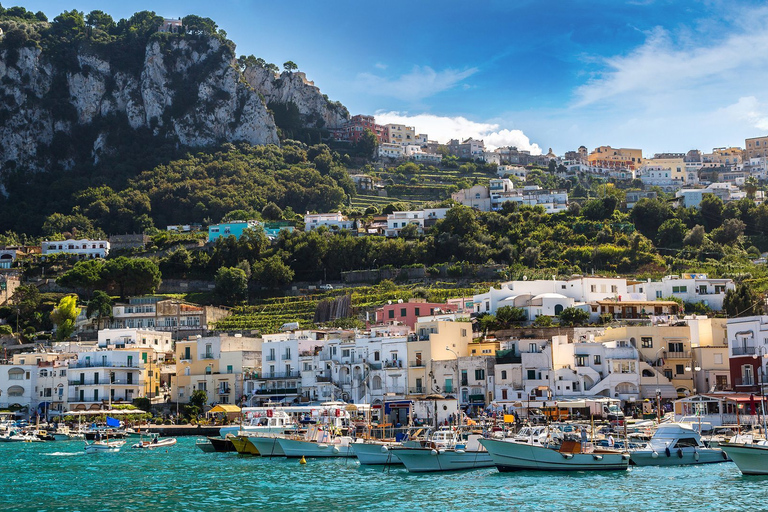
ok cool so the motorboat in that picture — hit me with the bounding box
[231,435,260,455]
[207,435,237,452]
[0,430,42,442]
[479,438,630,472]
[350,429,427,465]
[132,436,177,449]
[195,438,216,453]
[503,425,565,447]
[247,434,287,457]
[630,423,728,466]
[278,424,355,458]
[219,408,296,438]
[85,428,126,440]
[85,439,125,454]
[720,440,768,475]
[391,430,494,472]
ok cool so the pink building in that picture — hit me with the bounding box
[375,299,459,329]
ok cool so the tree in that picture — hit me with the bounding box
[181,14,218,35]
[86,290,113,330]
[398,223,420,239]
[189,389,207,410]
[57,259,105,295]
[710,218,745,245]
[558,307,590,326]
[683,225,706,247]
[356,128,378,159]
[699,194,724,232]
[656,218,687,249]
[0,325,12,336]
[261,202,283,221]
[101,257,162,299]
[723,284,761,318]
[495,306,527,327]
[252,255,295,289]
[51,296,81,341]
[630,198,672,240]
[283,60,298,72]
[215,267,248,305]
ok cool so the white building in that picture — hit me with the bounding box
[97,328,174,353]
[0,364,38,418]
[629,275,734,311]
[676,183,748,208]
[385,208,450,237]
[377,143,405,159]
[303,212,355,231]
[639,166,685,192]
[473,276,628,316]
[247,331,321,404]
[726,316,768,394]
[497,165,528,180]
[67,350,144,409]
[41,239,109,259]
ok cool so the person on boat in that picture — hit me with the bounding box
[580,427,588,451]
[152,437,158,444]
[608,435,615,448]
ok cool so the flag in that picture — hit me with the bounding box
[106,416,120,428]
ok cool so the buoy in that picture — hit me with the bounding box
[381,445,389,453]
[299,456,307,465]
[332,446,340,454]
[431,449,438,456]
[694,451,699,461]
[651,452,659,459]
[593,455,603,461]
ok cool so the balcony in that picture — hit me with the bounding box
[368,363,382,370]
[253,388,299,395]
[665,350,691,359]
[68,380,137,386]
[200,354,215,360]
[733,377,756,387]
[409,360,425,368]
[461,378,469,386]
[384,361,404,369]
[218,388,231,395]
[281,354,292,360]
[70,362,140,369]
[408,387,426,395]
[732,346,757,356]
[265,355,277,362]
[257,371,300,380]
[316,376,332,383]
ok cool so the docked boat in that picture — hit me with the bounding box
[84,440,125,454]
[247,434,287,457]
[278,424,355,458]
[231,435,260,455]
[207,435,237,452]
[630,423,728,466]
[219,408,296,438]
[132,437,177,449]
[720,441,768,475]
[391,430,493,473]
[0,430,42,442]
[480,438,630,472]
[350,440,403,465]
[196,438,216,453]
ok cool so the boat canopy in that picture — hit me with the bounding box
[208,405,241,414]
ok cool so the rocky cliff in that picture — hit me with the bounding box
[244,66,348,129]
[0,32,344,172]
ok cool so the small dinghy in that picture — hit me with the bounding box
[132,437,177,449]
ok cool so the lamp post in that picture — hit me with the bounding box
[445,346,459,399]
[654,346,666,424]
[685,363,702,432]
[752,346,768,436]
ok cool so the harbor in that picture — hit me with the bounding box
[0,435,765,511]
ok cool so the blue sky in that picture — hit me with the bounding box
[10,0,768,155]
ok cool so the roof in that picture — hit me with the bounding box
[532,293,568,300]
[208,405,241,414]
[597,300,680,307]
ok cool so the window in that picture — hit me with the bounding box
[227,365,233,374]
[529,343,538,353]
[184,347,191,360]
[388,310,395,319]
[611,285,618,293]
[676,364,685,375]
[414,308,420,317]
[590,285,597,293]
[400,308,407,317]
[669,342,684,353]
[672,286,687,293]
[664,369,673,380]
[742,365,755,386]
[342,349,350,358]
[641,337,653,348]
[501,389,508,400]
[527,369,536,380]
[475,369,485,380]
[594,355,601,365]
[575,355,587,367]
[714,353,723,365]
[501,370,507,380]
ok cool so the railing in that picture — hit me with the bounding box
[732,347,757,356]
[665,350,691,359]
[384,361,404,369]
[218,388,231,395]
[265,355,277,362]
[281,354,292,360]
[461,379,469,386]
[409,360,425,368]
[368,363,382,370]
[68,380,136,386]
[68,396,131,403]
[257,371,300,380]
[200,354,215,360]
[70,362,140,369]
[408,387,425,394]
[316,376,332,383]
[733,377,756,387]
[253,388,299,395]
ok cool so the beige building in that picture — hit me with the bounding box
[588,146,643,170]
[745,136,768,160]
[688,317,730,393]
[407,319,472,397]
[641,156,687,183]
[174,335,261,407]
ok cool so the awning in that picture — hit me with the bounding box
[208,405,241,414]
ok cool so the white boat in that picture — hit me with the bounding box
[480,438,630,471]
[0,430,42,442]
[219,408,296,438]
[391,433,493,472]
[84,440,125,454]
[630,423,729,466]
[248,434,287,457]
[278,428,356,458]
[720,441,768,475]
[350,440,403,465]
[132,437,177,449]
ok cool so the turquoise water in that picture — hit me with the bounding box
[1,437,765,511]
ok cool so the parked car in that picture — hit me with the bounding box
[319,284,333,290]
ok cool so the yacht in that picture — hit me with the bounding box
[721,440,768,475]
[630,423,728,466]
[390,429,494,472]
[84,439,125,454]
[247,434,287,457]
[351,428,428,465]
[219,408,295,438]
[278,424,355,458]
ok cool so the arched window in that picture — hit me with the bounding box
[372,376,382,390]
[554,304,564,315]
[7,386,24,397]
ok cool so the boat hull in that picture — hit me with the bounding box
[85,441,125,454]
[721,443,768,475]
[391,448,493,472]
[278,437,354,458]
[132,438,177,449]
[207,436,236,452]
[630,448,728,466]
[350,442,402,465]
[219,425,288,437]
[248,436,286,457]
[480,439,629,472]
[231,436,260,455]
[196,441,216,453]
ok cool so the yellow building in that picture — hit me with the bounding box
[641,156,687,183]
[174,335,261,407]
[469,340,500,357]
[407,320,472,395]
[707,147,743,166]
[588,146,643,170]
[688,317,730,392]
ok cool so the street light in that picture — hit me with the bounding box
[752,347,768,436]
[654,346,666,424]
[684,364,702,394]
[445,346,459,400]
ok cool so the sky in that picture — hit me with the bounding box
[10,0,768,155]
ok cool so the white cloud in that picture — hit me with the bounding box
[718,96,768,132]
[374,111,542,154]
[374,62,388,70]
[356,66,478,101]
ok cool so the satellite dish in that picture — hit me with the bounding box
[523,276,528,281]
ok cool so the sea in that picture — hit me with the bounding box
[1,437,764,511]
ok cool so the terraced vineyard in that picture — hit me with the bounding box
[213,282,490,333]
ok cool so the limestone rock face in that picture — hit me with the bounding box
[244,67,349,129]
[0,35,280,172]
